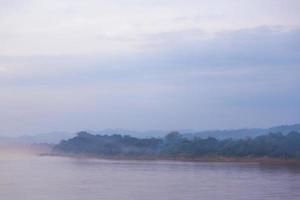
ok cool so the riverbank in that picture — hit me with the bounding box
[45,153,300,165]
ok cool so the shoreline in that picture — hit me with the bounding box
[43,153,300,165]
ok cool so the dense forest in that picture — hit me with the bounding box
[53,131,300,159]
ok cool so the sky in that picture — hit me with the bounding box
[0,0,300,136]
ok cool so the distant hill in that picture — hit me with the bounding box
[0,131,75,145]
[269,124,300,134]
[184,124,300,139]
[16,131,76,144]
[0,130,169,145]
[1,124,299,145]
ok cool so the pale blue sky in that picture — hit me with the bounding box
[0,0,299,135]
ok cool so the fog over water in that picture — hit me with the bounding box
[0,153,300,200]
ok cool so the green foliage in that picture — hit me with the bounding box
[54,131,300,159]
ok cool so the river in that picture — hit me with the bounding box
[0,153,300,200]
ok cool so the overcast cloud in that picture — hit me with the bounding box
[0,0,299,136]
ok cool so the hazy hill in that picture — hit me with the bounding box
[184,124,300,139]
[1,124,299,144]
[0,131,75,145]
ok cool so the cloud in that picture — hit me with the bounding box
[0,26,299,112]
[1,0,300,56]
[0,1,300,135]
[142,26,300,68]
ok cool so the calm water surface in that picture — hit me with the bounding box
[0,154,300,200]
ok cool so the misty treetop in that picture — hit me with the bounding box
[54,131,300,159]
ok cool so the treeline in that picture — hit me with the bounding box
[53,131,300,159]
